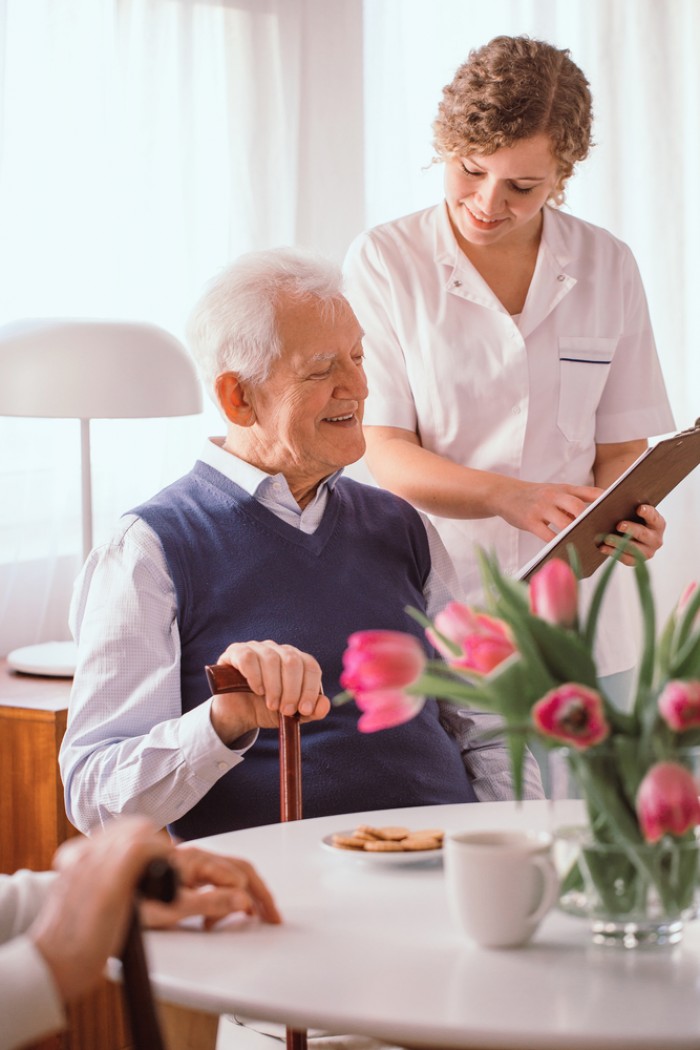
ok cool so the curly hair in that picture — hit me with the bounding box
[433,36,593,195]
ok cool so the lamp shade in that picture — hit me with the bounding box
[1,318,204,676]
[0,318,203,418]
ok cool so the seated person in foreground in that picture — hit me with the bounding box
[59,247,543,841]
[1,815,279,1050]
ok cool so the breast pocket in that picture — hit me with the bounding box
[557,337,617,444]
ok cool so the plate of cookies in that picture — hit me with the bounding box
[321,824,444,865]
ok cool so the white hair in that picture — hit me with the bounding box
[186,247,346,397]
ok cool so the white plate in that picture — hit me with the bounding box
[7,641,77,677]
[321,831,443,866]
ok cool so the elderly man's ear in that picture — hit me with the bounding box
[216,372,256,427]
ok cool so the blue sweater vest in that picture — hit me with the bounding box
[133,461,476,838]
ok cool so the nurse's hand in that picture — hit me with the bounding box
[498,479,602,543]
[598,503,666,564]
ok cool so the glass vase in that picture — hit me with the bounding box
[549,747,700,948]
[553,824,700,947]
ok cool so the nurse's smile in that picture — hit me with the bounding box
[444,133,560,250]
[464,203,508,230]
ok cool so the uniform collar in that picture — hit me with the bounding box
[431,201,576,330]
[432,201,502,311]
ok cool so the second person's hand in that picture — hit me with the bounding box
[496,478,602,543]
[598,503,666,564]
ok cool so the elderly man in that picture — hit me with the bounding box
[60,248,542,843]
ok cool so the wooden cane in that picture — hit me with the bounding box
[119,858,178,1050]
[204,663,304,821]
[205,663,308,1050]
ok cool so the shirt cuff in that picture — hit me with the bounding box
[175,700,259,779]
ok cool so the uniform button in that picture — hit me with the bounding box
[557,274,566,282]
[512,406,521,415]
[217,761,228,771]
[452,279,462,288]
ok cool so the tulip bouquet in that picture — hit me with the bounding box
[338,548,700,937]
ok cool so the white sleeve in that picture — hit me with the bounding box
[343,230,418,430]
[59,515,255,834]
[0,871,57,942]
[595,242,675,442]
[0,937,66,1050]
[0,872,65,1050]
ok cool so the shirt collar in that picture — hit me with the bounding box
[199,437,342,500]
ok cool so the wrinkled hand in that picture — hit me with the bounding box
[497,479,602,543]
[142,845,281,929]
[29,817,281,1006]
[598,503,666,564]
[29,817,172,1004]
[211,640,331,744]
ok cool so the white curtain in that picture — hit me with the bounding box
[1,0,698,654]
[360,0,700,625]
[0,0,364,654]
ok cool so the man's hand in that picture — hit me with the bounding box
[210,640,331,745]
[29,816,281,1006]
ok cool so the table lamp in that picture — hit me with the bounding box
[0,318,203,676]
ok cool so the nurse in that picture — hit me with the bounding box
[343,35,675,705]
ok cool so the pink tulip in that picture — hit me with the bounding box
[355,689,426,733]
[529,559,578,628]
[678,582,698,616]
[341,630,426,690]
[532,683,610,749]
[426,602,516,674]
[658,680,700,732]
[678,582,700,631]
[340,630,427,733]
[636,761,700,843]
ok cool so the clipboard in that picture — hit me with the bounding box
[518,419,700,581]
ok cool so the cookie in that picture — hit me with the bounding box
[354,825,385,840]
[363,839,405,852]
[401,836,442,851]
[329,824,444,853]
[371,826,411,841]
[415,828,444,842]
[331,833,366,850]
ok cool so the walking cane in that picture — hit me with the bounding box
[120,857,179,1050]
[205,663,307,1050]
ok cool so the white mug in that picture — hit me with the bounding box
[444,829,559,949]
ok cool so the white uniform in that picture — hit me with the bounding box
[343,202,675,676]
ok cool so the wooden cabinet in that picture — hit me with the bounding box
[0,660,132,1050]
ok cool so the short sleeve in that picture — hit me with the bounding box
[343,230,418,431]
[594,244,675,442]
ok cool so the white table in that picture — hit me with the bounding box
[140,801,700,1050]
